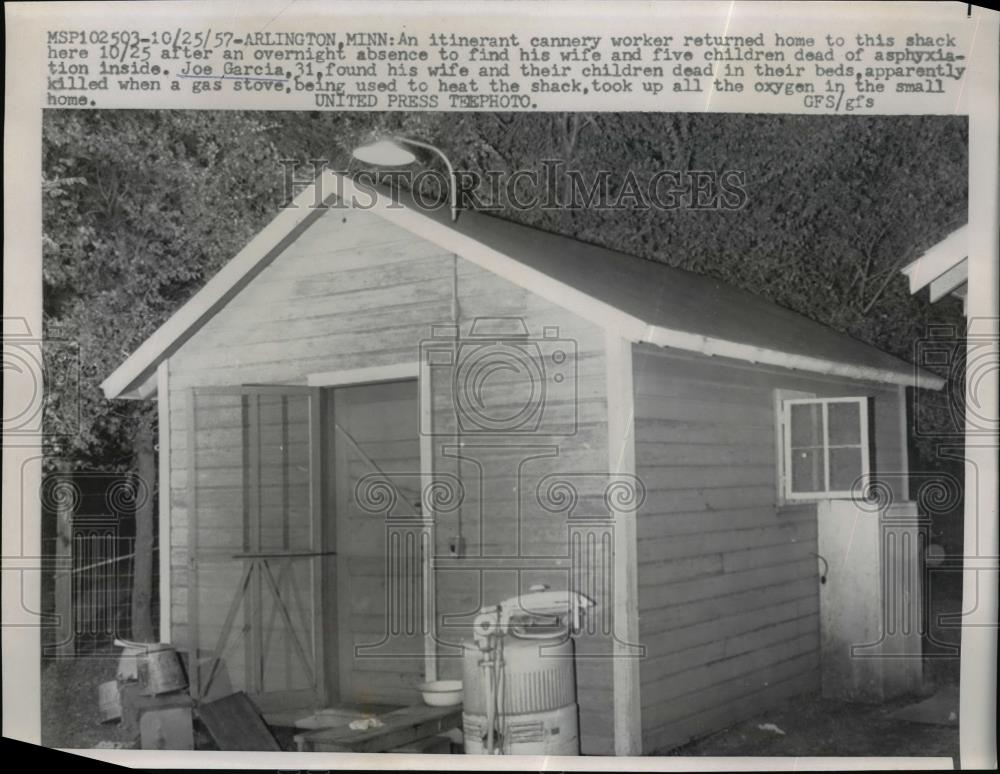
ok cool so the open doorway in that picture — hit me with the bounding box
[321,379,426,707]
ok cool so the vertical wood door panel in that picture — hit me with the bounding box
[328,380,425,706]
[187,387,324,710]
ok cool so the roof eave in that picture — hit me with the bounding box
[639,325,945,391]
[100,170,341,400]
[115,375,158,401]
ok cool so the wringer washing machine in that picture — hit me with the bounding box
[461,587,595,755]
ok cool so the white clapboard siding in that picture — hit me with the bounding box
[165,204,614,752]
[632,344,906,752]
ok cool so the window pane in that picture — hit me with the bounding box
[790,403,823,446]
[791,447,825,492]
[829,446,863,491]
[828,401,862,446]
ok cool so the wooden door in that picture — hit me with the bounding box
[325,379,426,706]
[186,386,325,712]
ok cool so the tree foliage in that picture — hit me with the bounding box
[43,111,287,468]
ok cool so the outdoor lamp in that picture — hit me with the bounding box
[351,136,459,221]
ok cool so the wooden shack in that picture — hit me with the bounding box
[102,171,943,755]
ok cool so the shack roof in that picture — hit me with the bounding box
[102,171,943,399]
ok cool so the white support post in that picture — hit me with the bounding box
[419,355,438,683]
[897,384,910,503]
[157,361,171,643]
[962,12,999,768]
[604,332,642,756]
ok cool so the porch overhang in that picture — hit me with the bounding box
[901,224,969,315]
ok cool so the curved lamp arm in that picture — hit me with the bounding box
[394,137,458,222]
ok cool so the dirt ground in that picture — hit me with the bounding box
[40,655,134,749]
[40,566,964,758]
[664,690,958,759]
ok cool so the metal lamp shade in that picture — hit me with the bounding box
[351,139,417,166]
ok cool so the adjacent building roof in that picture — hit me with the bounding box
[901,224,968,314]
[102,170,944,399]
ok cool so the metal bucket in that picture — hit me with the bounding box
[117,645,145,682]
[97,680,121,722]
[138,644,188,695]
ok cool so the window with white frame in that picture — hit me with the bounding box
[779,396,871,500]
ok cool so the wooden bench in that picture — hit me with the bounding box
[294,704,462,753]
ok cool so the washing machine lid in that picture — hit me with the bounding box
[507,617,567,639]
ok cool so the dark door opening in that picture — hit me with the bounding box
[322,379,425,706]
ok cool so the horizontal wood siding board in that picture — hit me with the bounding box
[634,396,774,425]
[636,421,777,447]
[637,539,815,588]
[639,615,817,694]
[636,485,778,515]
[638,464,775,490]
[640,579,815,636]
[638,556,815,612]
[641,643,819,730]
[191,300,456,351]
[635,506,806,537]
[639,593,817,660]
[637,522,814,565]
[634,372,784,400]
